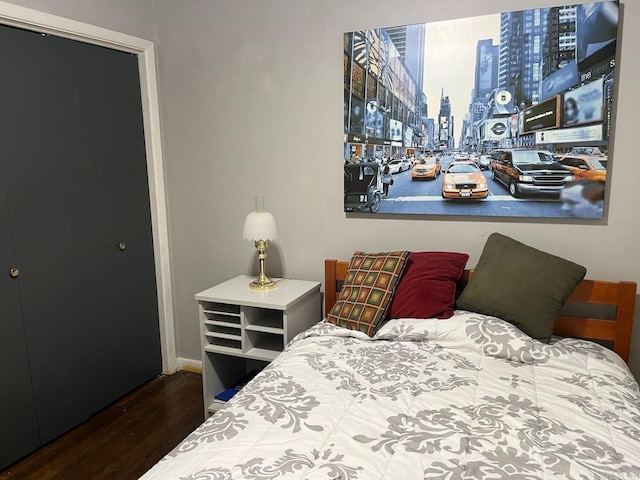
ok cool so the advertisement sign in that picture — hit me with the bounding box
[485,88,514,116]
[389,119,403,142]
[349,96,364,133]
[535,124,603,144]
[364,99,384,137]
[562,77,604,127]
[604,74,614,139]
[484,119,509,140]
[510,114,519,137]
[522,95,560,134]
[580,56,615,84]
[540,60,579,100]
[404,126,414,147]
[477,41,493,92]
[494,89,514,115]
[576,1,618,66]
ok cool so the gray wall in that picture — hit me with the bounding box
[151,0,640,379]
[3,0,156,38]
[4,0,640,379]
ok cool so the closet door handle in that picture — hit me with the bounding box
[9,267,19,278]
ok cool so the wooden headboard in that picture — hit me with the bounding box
[324,259,637,364]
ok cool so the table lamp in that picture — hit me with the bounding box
[242,197,277,290]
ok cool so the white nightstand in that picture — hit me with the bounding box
[195,275,322,416]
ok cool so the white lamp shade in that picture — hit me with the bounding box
[243,211,277,241]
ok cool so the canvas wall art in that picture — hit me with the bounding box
[343,1,618,219]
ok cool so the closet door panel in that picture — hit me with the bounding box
[0,180,40,469]
[0,25,161,444]
[58,42,162,410]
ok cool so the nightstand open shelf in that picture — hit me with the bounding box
[196,275,322,416]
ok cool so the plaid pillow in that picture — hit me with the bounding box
[325,250,409,336]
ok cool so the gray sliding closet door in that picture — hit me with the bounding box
[0,173,41,468]
[0,24,161,449]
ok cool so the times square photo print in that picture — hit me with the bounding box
[343,1,618,219]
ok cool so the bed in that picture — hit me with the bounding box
[141,244,640,480]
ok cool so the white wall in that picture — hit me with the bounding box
[3,0,638,379]
[151,0,640,379]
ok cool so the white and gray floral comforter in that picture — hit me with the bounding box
[141,311,640,480]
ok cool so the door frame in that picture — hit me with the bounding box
[0,2,177,373]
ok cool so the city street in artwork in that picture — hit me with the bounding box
[343,1,618,220]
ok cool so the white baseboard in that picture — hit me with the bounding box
[175,357,202,374]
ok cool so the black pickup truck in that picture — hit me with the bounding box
[490,149,574,197]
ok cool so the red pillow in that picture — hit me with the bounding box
[385,251,469,320]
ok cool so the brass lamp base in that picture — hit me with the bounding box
[249,239,277,290]
[249,278,277,290]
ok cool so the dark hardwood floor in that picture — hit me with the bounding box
[0,370,204,480]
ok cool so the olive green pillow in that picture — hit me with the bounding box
[456,233,586,343]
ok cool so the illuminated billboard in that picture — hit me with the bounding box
[562,77,604,127]
[522,95,561,134]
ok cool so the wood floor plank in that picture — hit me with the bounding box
[0,371,203,480]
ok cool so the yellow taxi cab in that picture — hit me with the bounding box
[411,156,441,180]
[554,154,607,182]
[441,160,488,199]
